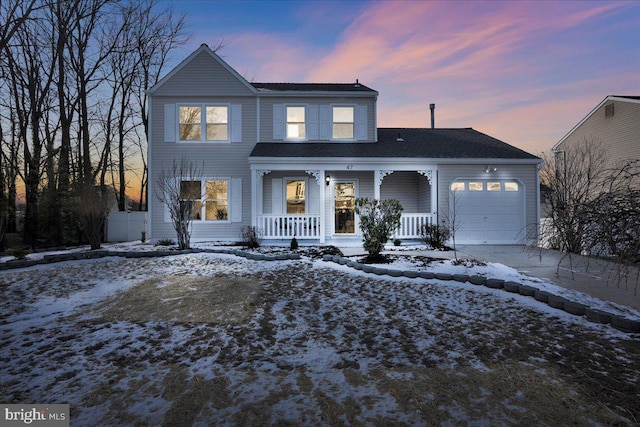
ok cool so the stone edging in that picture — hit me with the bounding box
[0,248,301,270]
[322,254,640,334]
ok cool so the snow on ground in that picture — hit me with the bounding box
[1,245,639,425]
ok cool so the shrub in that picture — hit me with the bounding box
[355,198,403,261]
[420,223,450,249]
[393,238,401,246]
[290,236,299,250]
[11,248,29,260]
[155,238,176,247]
[242,226,262,249]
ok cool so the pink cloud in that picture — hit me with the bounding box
[181,1,637,154]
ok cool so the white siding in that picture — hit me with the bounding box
[557,100,640,170]
[260,97,377,142]
[150,96,256,241]
[153,50,254,97]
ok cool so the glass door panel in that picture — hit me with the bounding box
[334,182,355,234]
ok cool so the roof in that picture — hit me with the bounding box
[250,128,540,161]
[148,44,378,97]
[553,95,640,151]
[252,82,377,94]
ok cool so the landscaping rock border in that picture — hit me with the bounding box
[0,247,301,271]
[322,255,640,334]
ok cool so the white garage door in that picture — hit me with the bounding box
[449,180,525,244]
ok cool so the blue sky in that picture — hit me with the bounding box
[162,0,640,154]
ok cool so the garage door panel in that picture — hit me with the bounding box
[451,179,524,244]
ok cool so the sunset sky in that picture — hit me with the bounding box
[163,0,639,156]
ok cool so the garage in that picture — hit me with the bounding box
[449,179,525,244]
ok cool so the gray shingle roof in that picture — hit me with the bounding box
[249,128,540,160]
[252,82,377,93]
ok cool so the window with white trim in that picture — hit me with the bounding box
[180,179,229,221]
[332,106,354,139]
[286,107,306,139]
[179,105,229,142]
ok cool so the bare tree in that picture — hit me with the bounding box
[443,186,464,260]
[154,158,204,250]
[539,138,610,253]
[0,0,41,51]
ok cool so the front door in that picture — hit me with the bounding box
[334,182,356,234]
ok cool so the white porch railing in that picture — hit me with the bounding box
[395,213,434,239]
[257,214,321,239]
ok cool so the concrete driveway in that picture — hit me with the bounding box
[458,245,640,312]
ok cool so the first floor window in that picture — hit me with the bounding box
[332,106,354,139]
[180,180,203,219]
[180,179,229,221]
[205,180,228,220]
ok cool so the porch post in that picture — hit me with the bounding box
[374,170,393,200]
[418,169,438,224]
[252,169,270,229]
[430,169,438,217]
[319,169,326,244]
[251,169,258,228]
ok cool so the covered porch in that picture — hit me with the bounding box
[250,163,438,243]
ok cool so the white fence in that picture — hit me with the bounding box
[394,213,434,239]
[257,214,321,239]
[106,211,147,242]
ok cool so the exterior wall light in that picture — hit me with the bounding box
[325,175,331,186]
[484,166,497,174]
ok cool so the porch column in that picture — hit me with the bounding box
[252,169,270,228]
[319,170,326,244]
[251,169,258,228]
[430,169,438,216]
[374,170,394,200]
[418,169,438,222]
[305,169,326,244]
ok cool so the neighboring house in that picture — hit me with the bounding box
[552,95,640,181]
[147,44,542,245]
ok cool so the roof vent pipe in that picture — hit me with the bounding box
[429,103,435,129]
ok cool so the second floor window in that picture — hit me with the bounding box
[286,106,305,139]
[332,106,354,139]
[179,105,228,141]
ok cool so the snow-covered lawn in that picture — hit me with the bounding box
[1,247,639,426]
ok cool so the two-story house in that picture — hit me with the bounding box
[552,95,640,188]
[147,44,542,245]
